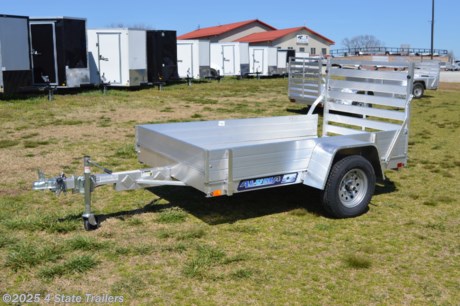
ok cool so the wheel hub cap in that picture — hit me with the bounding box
[339,169,368,208]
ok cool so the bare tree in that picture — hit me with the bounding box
[342,35,384,51]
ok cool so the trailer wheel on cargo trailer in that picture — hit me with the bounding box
[33,59,414,230]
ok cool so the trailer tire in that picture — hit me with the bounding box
[412,82,424,99]
[321,155,375,218]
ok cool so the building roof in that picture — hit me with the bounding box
[236,26,335,45]
[178,19,276,40]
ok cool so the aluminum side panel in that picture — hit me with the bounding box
[136,126,208,191]
[136,115,319,193]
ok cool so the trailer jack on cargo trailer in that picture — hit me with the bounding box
[33,59,414,230]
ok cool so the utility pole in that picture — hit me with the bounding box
[431,0,435,59]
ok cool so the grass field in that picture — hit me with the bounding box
[0,79,459,305]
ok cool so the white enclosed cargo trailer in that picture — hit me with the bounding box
[87,28,147,87]
[249,46,277,76]
[0,14,33,94]
[34,59,414,231]
[210,42,249,77]
[29,17,90,88]
[276,49,295,76]
[176,40,210,79]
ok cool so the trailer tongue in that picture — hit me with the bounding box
[33,59,414,230]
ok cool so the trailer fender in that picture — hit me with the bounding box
[303,140,383,190]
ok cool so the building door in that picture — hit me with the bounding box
[251,49,264,74]
[222,45,235,75]
[97,33,122,84]
[177,43,193,78]
[30,22,58,85]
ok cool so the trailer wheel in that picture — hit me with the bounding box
[412,82,424,99]
[321,155,375,218]
[83,217,99,231]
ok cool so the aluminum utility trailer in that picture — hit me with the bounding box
[288,57,323,105]
[33,59,414,230]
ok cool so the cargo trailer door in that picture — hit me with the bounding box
[277,51,287,69]
[30,22,58,85]
[97,33,122,84]
[177,43,193,78]
[251,48,264,74]
[222,45,235,75]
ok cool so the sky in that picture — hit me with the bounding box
[2,0,458,58]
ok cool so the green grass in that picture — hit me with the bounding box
[0,139,20,148]
[5,242,62,271]
[156,207,188,223]
[0,79,459,304]
[183,245,226,278]
[38,255,99,280]
[343,254,372,269]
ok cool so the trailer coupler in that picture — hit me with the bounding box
[32,156,105,230]
[32,156,186,230]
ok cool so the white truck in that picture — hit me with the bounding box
[33,59,414,230]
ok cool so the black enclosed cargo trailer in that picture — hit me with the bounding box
[0,14,33,94]
[29,17,90,88]
[146,30,179,83]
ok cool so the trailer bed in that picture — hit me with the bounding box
[136,115,319,196]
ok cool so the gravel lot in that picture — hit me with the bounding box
[440,71,460,83]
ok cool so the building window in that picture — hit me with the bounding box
[287,47,294,50]
[299,47,305,52]
[322,48,327,55]
[311,48,316,55]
